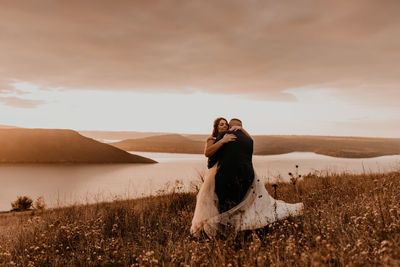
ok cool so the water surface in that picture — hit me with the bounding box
[1,152,399,211]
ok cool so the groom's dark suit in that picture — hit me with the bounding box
[210,130,255,213]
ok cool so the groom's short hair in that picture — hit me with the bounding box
[229,118,242,126]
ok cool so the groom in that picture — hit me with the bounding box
[212,118,255,213]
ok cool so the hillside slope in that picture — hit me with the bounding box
[79,130,166,142]
[111,134,204,154]
[253,135,400,158]
[0,129,156,163]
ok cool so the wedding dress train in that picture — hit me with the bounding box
[190,165,304,237]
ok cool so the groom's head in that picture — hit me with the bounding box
[229,118,242,128]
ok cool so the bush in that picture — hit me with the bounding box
[11,196,33,211]
[34,196,46,210]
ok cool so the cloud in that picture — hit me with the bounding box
[0,96,46,108]
[0,80,18,94]
[330,84,400,107]
[0,0,399,102]
[331,119,400,138]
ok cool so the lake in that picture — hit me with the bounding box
[1,152,399,212]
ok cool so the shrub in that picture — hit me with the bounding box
[11,196,33,211]
[34,196,46,210]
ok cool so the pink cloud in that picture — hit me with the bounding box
[0,0,399,102]
[0,96,46,108]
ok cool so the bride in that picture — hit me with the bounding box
[190,117,303,237]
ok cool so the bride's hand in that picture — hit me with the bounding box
[229,126,242,131]
[221,133,236,144]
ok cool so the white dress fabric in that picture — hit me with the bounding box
[190,165,304,237]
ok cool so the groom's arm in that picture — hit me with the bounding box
[204,132,227,157]
[215,131,227,142]
[240,128,252,139]
[207,132,227,168]
[204,131,237,157]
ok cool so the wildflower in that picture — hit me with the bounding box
[145,250,154,257]
[361,251,368,256]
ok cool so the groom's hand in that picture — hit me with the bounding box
[221,133,236,144]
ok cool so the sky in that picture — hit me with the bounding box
[1,0,400,137]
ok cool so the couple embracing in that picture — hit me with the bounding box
[190,117,303,237]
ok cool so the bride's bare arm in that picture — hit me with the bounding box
[230,126,252,139]
[204,134,236,157]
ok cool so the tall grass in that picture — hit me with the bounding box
[0,171,399,266]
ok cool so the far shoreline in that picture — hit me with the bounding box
[128,150,400,160]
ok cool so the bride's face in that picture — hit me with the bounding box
[218,120,228,132]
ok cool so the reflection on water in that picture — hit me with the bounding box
[0,152,399,211]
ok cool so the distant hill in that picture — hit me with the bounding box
[0,129,157,163]
[110,134,400,158]
[79,130,166,142]
[0,125,19,129]
[182,134,208,142]
[111,134,204,154]
[252,135,400,158]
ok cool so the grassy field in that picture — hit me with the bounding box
[0,171,399,266]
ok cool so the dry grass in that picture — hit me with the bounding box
[0,171,399,266]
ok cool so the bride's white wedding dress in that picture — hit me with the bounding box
[190,165,304,237]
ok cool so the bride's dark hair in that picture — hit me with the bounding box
[212,117,228,137]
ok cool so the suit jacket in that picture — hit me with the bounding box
[207,130,253,168]
[211,130,255,212]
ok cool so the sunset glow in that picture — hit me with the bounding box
[1,0,400,137]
